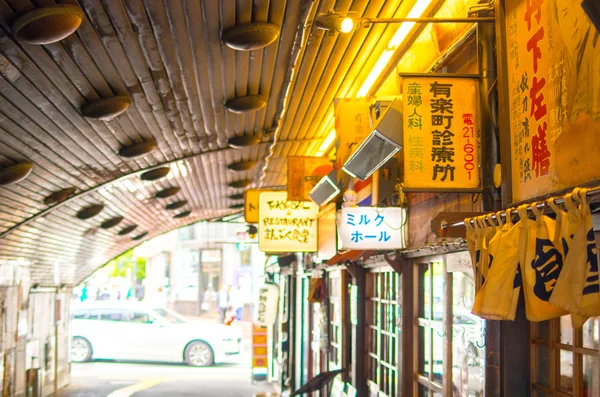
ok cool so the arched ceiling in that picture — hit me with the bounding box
[0,0,419,286]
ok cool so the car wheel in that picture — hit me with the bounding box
[185,341,214,367]
[71,337,92,363]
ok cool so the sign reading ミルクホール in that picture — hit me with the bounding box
[258,191,318,252]
[402,77,479,190]
[339,207,406,250]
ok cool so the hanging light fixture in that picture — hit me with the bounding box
[314,11,358,33]
[118,140,157,158]
[155,187,181,199]
[0,162,33,185]
[222,22,280,51]
[44,187,76,205]
[165,200,188,210]
[228,134,262,149]
[11,5,85,45]
[81,96,131,120]
[118,225,138,236]
[140,167,171,181]
[76,204,105,220]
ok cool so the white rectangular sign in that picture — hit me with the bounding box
[258,191,318,252]
[339,207,406,250]
[254,284,279,327]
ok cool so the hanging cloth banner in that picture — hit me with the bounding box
[548,188,600,327]
[472,209,522,320]
[520,204,567,322]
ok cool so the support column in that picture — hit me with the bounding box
[348,263,367,396]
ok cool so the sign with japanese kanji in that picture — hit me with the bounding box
[258,191,318,252]
[506,0,600,201]
[335,98,374,186]
[287,156,334,201]
[244,189,264,223]
[339,207,406,250]
[254,284,279,327]
[402,77,480,190]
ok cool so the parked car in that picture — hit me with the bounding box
[70,302,242,367]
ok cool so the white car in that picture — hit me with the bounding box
[70,302,242,367]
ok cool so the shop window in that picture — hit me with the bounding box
[366,271,400,397]
[329,272,343,369]
[531,316,600,396]
[414,260,484,397]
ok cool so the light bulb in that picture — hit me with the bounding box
[340,17,354,33]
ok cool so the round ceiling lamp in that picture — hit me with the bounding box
[228,179,253,189]
[221,22,280,51]
[132,231,148,241]
[44,187,76,205]
[140,167,170,181]
[227,193,245,200]
[118,140,157,159]
[174,210,192,219]
[11,5,85,45]
[82,96,131,120]
[229,203,244,209]
[0,161,33,185]
[165,200,187,210]
[118,225,138,236]
[155,187,180,199]
[227,160,256,172]
[100,216,124,229]
[225,95,266,114]
[228,135,261,149]
[76,204,104,220]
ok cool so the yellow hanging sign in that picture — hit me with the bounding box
[258,191,318,253]
[244,189,262,223]
[402,77,480,190]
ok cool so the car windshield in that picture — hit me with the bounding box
[153,308,187,324]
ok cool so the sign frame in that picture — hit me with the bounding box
[401,74,482,192]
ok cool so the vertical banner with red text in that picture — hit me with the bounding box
[506,0,600,201]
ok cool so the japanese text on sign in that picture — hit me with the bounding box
[258,191,318,252]
[506,0,600,201]
[403,77,479,189]
[339,207,406,250]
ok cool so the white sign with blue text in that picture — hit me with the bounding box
[339,207,407,250]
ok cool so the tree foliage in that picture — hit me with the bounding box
[107,249,146,280]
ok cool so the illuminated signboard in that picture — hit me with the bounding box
[339,207,406,250]
[402,77,480,190]
[254,284,279,327]
[258,191,318,253]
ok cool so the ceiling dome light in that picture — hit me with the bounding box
[222,22,280,51]
[100,216,124,229]
[11,5,84,45]
[140,167,171,181]
[81,96,131,120]
[0,162,33,185]
[228,135,261,149]
[118,140,157,158]
[44,187,76,205]
[228,180,253,189]
[228,193,245,200]
[155,187,180,199]
[225,95,266,114]
[165,200,188,210]
[76,204,104,220]
[118,225,138,236]
[227,160,256,172]
[229,203,244,209]
[132,231,148,241]
[174,210,192,219]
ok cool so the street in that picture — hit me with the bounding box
[60,350,275,397]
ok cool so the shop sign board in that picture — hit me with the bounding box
[251,323,268,370]
[506,0,600,201]
[258,191,318,253]
[254,284,279,327]
[339,207,406,250]
[334,98,373,186]
[402,77,479,190]
[287,156,334,201]
[244,189,269,224]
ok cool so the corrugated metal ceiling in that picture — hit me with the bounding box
[0,0,414,285]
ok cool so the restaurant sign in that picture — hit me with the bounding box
[506,0,600,201]
[339,207,406,250]
[258,191,318,252]
[402,77,479,190]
